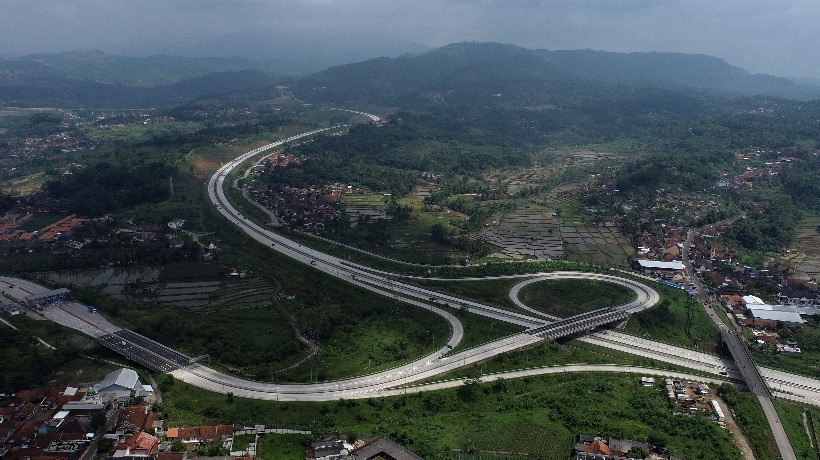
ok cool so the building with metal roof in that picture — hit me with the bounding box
[93,368,148,401]
[747,309,805,325]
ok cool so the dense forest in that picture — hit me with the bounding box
[44,161,175,215]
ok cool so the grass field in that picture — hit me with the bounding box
[718,383,780,460]
[158,371,740,460]
[158,262,225,281]
[340,194,389,206]
[16,214,68,231]
[413,278,522,311]
[101,286,451,383]
[230,434,255,452]
[2,172,47,195]
[85,121,204,143]
[445,307,525,353]
[256,434,312,460]
[623,284,721,353]
[773,399,820,460]
[518,279,636,318]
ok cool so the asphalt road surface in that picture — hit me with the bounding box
[683,229,797,460]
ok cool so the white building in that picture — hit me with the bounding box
[93,368,149,401]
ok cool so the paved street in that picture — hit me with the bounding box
[683,229,797,460]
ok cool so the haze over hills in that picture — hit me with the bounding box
[0,55,280,107]
[15,51,276,87]
[177,29,431,75]
[2,42,820,108]
[294,42,820,105]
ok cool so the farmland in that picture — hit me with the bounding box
[787,214,820,286]
[473,207,562,260]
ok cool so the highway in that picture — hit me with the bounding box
[189,115,819,408]
[3,112,818,416]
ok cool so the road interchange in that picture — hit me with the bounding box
[4,113,818,409]
[183,115,820,406]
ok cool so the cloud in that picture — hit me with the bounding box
[0,0,817,78]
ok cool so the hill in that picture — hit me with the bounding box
[292,42,820,105]
[0,57,280,108]
[13,51,277,87]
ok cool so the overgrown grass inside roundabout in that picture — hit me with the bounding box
[517,278,637,318]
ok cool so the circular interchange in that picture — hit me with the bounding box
[508,272,661,320]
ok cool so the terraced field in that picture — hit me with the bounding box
[473,208,562,260]
[561,226,633,267]
[790,215,820,284]
[154,278,277,310]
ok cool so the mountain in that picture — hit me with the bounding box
[292,42,820,105]
[14,51,277,87]
[541,49,819,100]
[0,57,281,107]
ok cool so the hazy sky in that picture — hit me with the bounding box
[1,0,818,78]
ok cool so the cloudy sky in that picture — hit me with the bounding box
[1,0,818,78]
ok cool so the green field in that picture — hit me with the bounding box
[158,372,740,460]
[158,261,225,281]
[340,193,389,205]
[93,276,452,382]
[85,121,204,143]
[230,434,255,452]
[773,399,820,460]
[518,278,637,318]
[718,383,780,460]
[444,307,525,353]
[16,214,68,231]
[623,284,721,353]
[256,434,312,460]
[414,278,523,311]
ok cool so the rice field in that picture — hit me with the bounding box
[789,214,820,283]
[560,226,633,267]
[473,208,562,260]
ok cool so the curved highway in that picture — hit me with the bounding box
[508,272,661,320]
[10,110,815,406]
[171,113,820,405]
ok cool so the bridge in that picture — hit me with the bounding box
[720,327,772,397]
[97,329,193,373]
[527,308,630,339]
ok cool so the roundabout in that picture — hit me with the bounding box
[508,272,661,320]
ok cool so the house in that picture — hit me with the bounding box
[574,435,648,460]
[118,403,157,433]
[166,425,234,444]
[114,431,159,457]
[350,437,423,460]
[167,219,185,230]
[306,438,352,460]
[778,290,819,307]
[93,368,149,402]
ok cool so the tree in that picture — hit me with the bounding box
[430,223,448,243]
[170,439,186,453]
[91,412,107,431]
